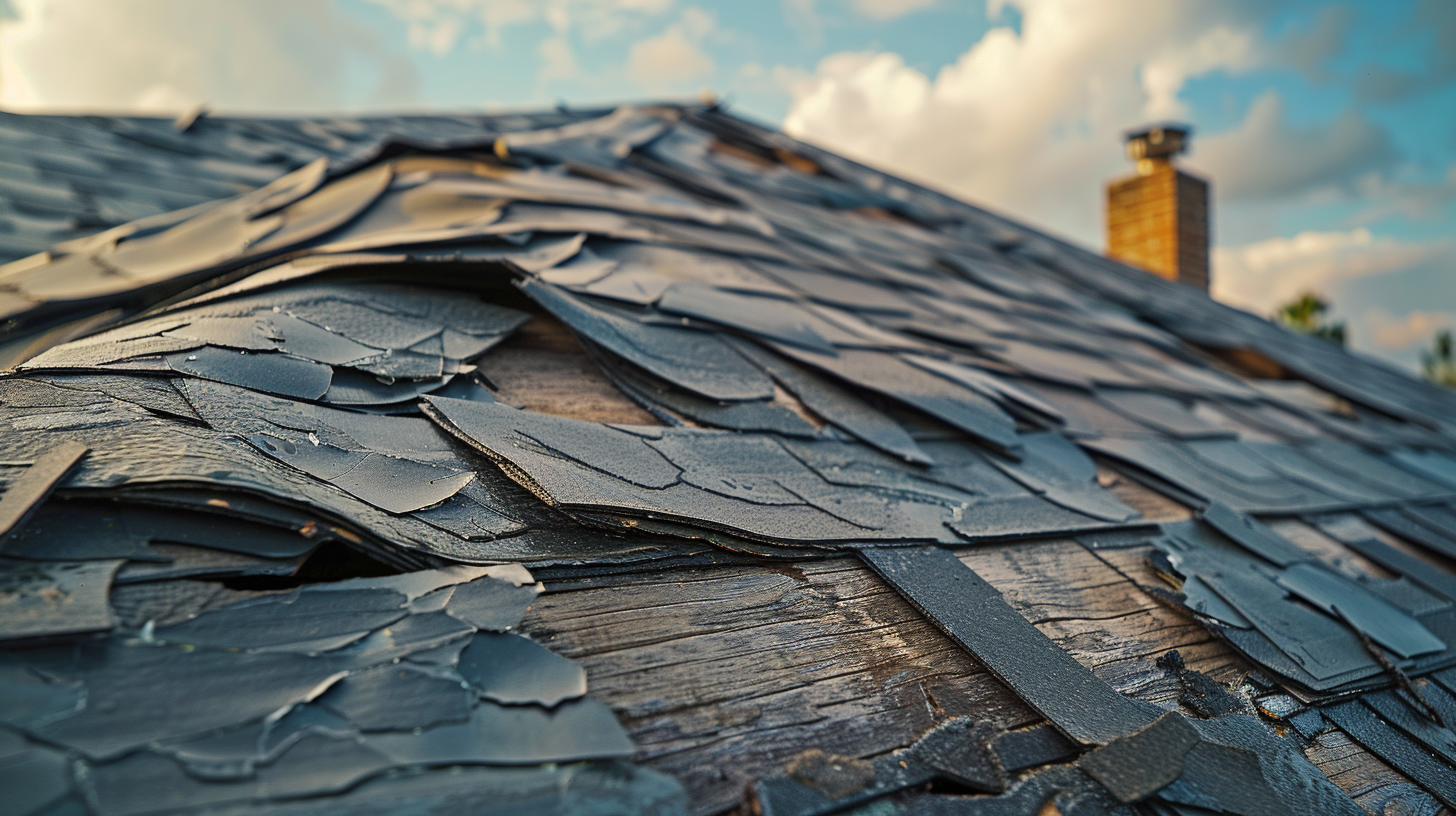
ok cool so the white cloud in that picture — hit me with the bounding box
[1211,228,1451,314]
[628,9,714,92]
[365,0,676,53]
[1352,163,1456,224]
[1187,91,1397,201]
[1367,308,1456,351]
[851,0,938,22]
[780,0,1265,244]
[0,0,417,112]
[538,35,578,83]
[1140,25,1256,119]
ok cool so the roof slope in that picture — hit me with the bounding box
[1,104,1455,815]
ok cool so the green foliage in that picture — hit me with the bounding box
[1423,330,1456,388]
[1275,293,1346,345]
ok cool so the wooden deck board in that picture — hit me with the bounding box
[523,555,1038,814]
[522,537,1259,813]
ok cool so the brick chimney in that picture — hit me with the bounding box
[1105,125,1209,291]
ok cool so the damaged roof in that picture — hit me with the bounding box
[2,103,1456,815]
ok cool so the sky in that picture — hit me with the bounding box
[0,0,1452,373]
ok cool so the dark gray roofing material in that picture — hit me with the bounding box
[1,103,1455,814]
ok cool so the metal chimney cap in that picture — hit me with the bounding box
[1124,124,1191,161]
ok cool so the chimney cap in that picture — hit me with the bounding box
[1124,124,1191,161]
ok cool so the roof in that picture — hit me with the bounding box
[1,103,1455,815]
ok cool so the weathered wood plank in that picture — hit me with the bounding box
[1267,518,1393,580]
[522,557,1039,815]
[476,313,660,425]
[960,539,1252,704]
[1304,728,1445,815]
[956,538,1161,624]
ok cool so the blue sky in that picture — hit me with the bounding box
[1,0,1453,373]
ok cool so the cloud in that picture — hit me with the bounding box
[365,0,676,53]
[1189,91,1397,201]
[781,0,1265,244]
[0,0,418,112]
[1352,163,1456,224]
[1211,228,1450,313]
[1140,25,1257,119]
[851,0,938,22]
[538,35,578,84]
[628,8,714,92]
[1367,308,1456,351]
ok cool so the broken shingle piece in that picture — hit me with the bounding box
[456,631,587,707]
[1275,561,1446,659]
[590,345,820,437]
[114,542,310,585]
[1200,503,1310,566]
[443,575,540,630]
[655,282,835,353]
[1084,436,1347,514]
[324,455,476,515]
[88,733,395,816]
[1096,391,1234,440]
[24,641,347,760]
[423,396,957,545]
[726,336,930,464]
[1151,530,1403,689]
[1343,535,1456,602]
[247,162,396,256]
[983,432,1140,522]
[172,379,487,519]
[317,664,473,732]
[1362,506,1456,562]
[5,501,319,562]
[23,280,531,415]
[520,277,776,402]
[166,347,333,400]
[902,354,1068,424]
[0,558,121,642]
[0,441,89,539]
[96,159,326,284]
[1078,711,1200,802]
[29,374,204,423]
[769,344,1020,454]
[424,396,680,490]
[154,586,408,653]
[2,505,159,562]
